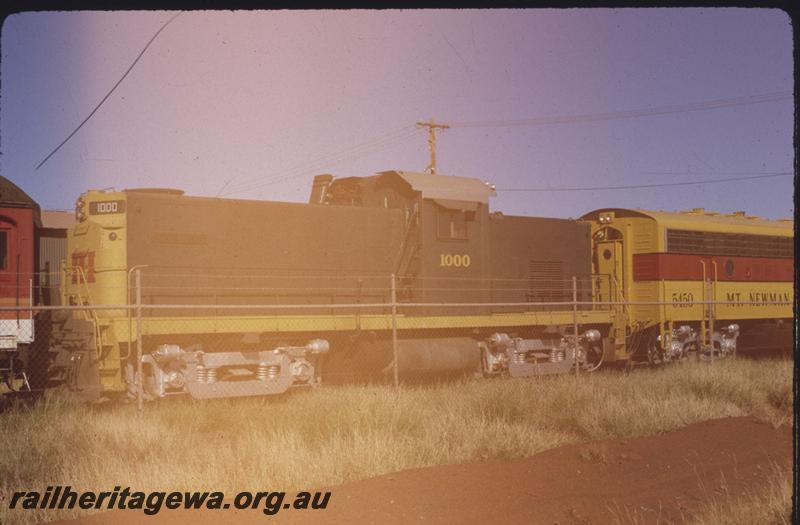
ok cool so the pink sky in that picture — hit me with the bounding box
[1,9,793,219]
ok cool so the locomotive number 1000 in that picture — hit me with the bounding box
[89,199,126,215]
[440,253,471,267]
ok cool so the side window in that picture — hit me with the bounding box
[437,210,468,240]
[0,230,7,270]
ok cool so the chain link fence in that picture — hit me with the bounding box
[0,270,793,409]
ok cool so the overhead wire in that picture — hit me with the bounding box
[35,12,182,171]
[496,172,793,192]
[215,127,418,196]
[220,125,415,194]
[219,125,419,196]
[35,18,790,200]
[223,91,793,197]
[449,91,793,129]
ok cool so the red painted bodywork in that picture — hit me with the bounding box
[0,206,36,317]
[633,253,794,282]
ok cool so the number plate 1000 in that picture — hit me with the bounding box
[439,254,471,267]
[89,200,126,215]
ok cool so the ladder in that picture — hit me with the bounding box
[700,260,717,354]
[609,275,629,360]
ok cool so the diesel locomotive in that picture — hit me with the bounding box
[1,171,794,401]
[581,208,793,363]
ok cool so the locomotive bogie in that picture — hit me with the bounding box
[132,339,329,400]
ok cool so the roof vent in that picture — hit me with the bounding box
[125,188,185,196]
[682,207,705,215]
[724,211,748,218]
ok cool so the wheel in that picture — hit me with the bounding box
[2,353,21,391]
[646,343,665,366]
[581,344,604,372]
[479,343,494,377]
[478,343,503,378]
[644,329,666,366]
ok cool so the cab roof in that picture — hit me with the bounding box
[581,208,793,237]
[376,170,496,204]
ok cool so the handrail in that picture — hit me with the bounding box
[67,264,103,358]
[392,207,420,279]
[124,265,150,359]
[0,297,790,313]
[611,274,628,316]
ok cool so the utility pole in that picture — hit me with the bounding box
[416,119,450,175]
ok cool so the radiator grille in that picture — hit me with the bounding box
[666,229,793,259]
[527,260,568,303]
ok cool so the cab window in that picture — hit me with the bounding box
[437,210,468,240]
[0,230,7,270]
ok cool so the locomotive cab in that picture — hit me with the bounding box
[323,170,497,306]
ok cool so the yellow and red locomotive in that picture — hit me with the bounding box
[581,208,793,363]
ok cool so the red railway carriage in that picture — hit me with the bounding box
[0,177,39,365]
[0,178,72,390]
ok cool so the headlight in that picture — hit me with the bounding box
[75,196,87,222]
[583,329,601,342]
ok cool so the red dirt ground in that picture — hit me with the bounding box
[47,416,792,525]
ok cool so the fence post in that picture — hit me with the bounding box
[390,273,399,388]
[708,278,715,365]
[135,268,144,413]
[572,276,579,378]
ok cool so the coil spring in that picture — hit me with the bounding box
[196,366,207,383]
[256,364,280,381]
[206,368,217,384]
[550,349,566,362]
[512,352,526,364]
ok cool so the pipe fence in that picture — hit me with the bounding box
[0,271,792,410]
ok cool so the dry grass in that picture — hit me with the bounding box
[607,460,793,525]
[0,357,792,524]
[691,462,793,525]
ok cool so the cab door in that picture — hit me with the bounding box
[0,217,20,309]
[594,238,624,306]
